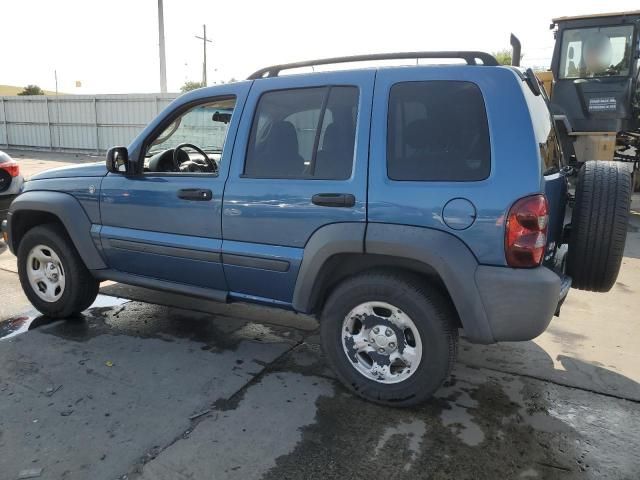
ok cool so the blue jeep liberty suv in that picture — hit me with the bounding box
[2,52,631,406]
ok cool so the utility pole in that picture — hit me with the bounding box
[195,25,212,86]
[157,0,168,93]
[54,70,61,150]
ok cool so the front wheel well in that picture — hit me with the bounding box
[306,253,461,327]
[10,210,66,252]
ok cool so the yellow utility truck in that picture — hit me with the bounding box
[519,11,640,187]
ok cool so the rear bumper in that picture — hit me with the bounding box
[0,176,22,223]
[475,265,570,342]
[0,195,17,223]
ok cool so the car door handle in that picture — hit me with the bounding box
[178,188,213,201]
[311,193,356,207]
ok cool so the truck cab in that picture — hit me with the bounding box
[548,11,640,163]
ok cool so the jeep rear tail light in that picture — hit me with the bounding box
[0,160,19,177]
[505,194,548,268]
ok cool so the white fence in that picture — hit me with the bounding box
[0,94,178,153]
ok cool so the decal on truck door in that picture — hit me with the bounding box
[588,97,617,112]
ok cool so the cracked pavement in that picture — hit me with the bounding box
[0,152,639,479]
[1,297,639,479]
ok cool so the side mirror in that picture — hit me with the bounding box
[106,146,129,173]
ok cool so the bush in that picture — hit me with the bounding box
[18,85,45,96]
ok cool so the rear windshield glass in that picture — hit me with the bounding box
[387,81,490,182]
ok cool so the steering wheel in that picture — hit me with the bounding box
[172,143,217,172]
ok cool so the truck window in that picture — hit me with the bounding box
[387,81,490,182]
[244,86,359,180]
[559,25,635,79]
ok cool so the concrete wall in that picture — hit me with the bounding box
[0,94,178,153]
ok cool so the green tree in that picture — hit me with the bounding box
[492,49,523,66]
[180,80,205,93]
[18,84,45,96]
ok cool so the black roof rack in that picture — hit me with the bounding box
[247,51,499,79]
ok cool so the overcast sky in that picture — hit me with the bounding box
[1,0,638,94]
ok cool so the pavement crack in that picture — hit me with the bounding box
[121,336,305,479]
[212,337,306,412]
[459,361,640,404]
[536,461,573,472]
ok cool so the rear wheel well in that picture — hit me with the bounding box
[307,253,460,327]
[10,210,66,252]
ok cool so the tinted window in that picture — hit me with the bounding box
[244,86,358,179]
[522,81,563,175]
[387,81,490,181]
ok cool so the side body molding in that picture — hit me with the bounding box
[292,223,366,313]
[365,223,495,344]
[8,191,107,270]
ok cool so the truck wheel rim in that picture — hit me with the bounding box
[341,301,422,384]
[26,245,66,303]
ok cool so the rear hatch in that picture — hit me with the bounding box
[521,78,569,267]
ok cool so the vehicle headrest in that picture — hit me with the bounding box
[322,122,354,152]
[266,120,299,154]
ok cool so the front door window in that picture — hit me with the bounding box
[144,97,236,174]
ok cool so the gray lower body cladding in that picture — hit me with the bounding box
[365,223,565,344]
[475,265,563,342]
[5,190,107,270]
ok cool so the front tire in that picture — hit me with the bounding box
[320,271,458,407]
[18,224,99,318]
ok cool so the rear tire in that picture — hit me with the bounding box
[567,161,631,292]
[18,224,99,317]
[320,271,458,407]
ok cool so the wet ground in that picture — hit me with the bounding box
[1,292,639,480]
[0,152,639,479]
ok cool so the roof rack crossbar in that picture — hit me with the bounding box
[247,51,499,79]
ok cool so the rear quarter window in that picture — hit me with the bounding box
[521,82,562,175]
[387,81,491,181]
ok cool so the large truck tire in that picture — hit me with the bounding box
[567,161,631,292]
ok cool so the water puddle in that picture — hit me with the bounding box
[374,419,427,471]
[436,382,485,446]
[0,294,129,340]
[0,313,37,340]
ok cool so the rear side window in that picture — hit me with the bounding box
[522,82,562,175]
[244,86,358,179]
[387,81,490,181]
